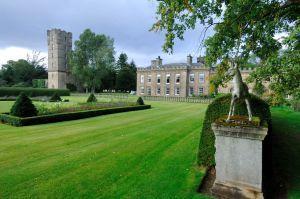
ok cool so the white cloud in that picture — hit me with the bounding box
[0,46,47,67]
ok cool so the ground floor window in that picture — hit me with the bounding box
[175,87,180,95]
[166,87,170,95]
[147,87,151,95]
[199,87,204,95]
[189,87,194,96]
[157,87,161,95]
[140,87,144,94]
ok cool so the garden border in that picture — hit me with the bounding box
[0,105,151,127]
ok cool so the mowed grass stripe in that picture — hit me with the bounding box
[0,101,208,198]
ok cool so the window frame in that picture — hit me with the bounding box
[199,73,205,83]
[175,74,180,84]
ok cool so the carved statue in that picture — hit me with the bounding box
[226,62,252,122]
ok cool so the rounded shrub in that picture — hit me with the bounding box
[49,92,62,102]
[10,92,37,117]
[87,93,97,103]
[198,93,272,167]
[136,97,144,105]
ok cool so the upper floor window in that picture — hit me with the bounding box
[166,74,171,84]
[175,74,180,84]
[141,75,144,84]
[157,75,161,84]
[189,74,195,83]
[199,73,205,83]
[147,75,151,83]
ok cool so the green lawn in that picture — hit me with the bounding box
[0,96,299,198]
[271,107,300,198]
[0,98,210,198]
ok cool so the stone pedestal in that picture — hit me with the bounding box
[211,122,268,199]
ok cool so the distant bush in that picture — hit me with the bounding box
[198,94,272,167]
[136,97,144,105]
[66,83,77,92]
[49,92,62,102]
[0,87,70,97]
[10,92,37,117]
[87,93,97,103]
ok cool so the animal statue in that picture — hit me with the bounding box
[226,62,252,122]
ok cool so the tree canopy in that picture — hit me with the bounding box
[152,0,300,97]
[69,29,116,92]
[0,56,47,87]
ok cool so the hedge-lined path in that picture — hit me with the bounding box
[0,100,210,198]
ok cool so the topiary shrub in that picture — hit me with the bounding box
[87,93,97,103]
[136,97,144,105]
[198,93,272,167]
[49,92,62,102]
[10,92,37,117]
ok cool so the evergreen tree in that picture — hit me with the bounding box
[87,93,97,103]
[10,92,37,117]
[115,53,137,92]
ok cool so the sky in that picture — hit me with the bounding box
[0,0,211,68]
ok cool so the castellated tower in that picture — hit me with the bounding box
[47,29,72,89]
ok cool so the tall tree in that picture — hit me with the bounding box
[151,0,300,96]
[115,53,137,92]
[69,29,115,92]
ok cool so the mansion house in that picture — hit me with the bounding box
[136,55,255,97]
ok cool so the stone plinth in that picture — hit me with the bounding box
[211,121,268,199]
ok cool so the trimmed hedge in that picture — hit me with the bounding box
[49,92,62,102]
[0,105,151,126]
[87,93,97,103]
[0,87,70,97]
[198,93,272,167]
[10,93,37,117]
[136,97,144,105]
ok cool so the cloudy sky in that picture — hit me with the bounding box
[0,0,211,68]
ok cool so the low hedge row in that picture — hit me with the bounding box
[0,105,151,126]
[0,87,70,97]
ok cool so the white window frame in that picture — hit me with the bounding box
[140,87,144,94]
[189,74,195,83]
[157,87,161,95]
[175,87,180,95]
[166,74,171,84]
[147,87,151,95]
[189,87,194,96]
[175,74,180,84]
[147,75,151,83]
[199,73,205,83]
[141,75,144,84]
[166,87,170,95]
[199,87,204,95]
[157,74,161,84]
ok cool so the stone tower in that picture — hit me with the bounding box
[47,29,72,89]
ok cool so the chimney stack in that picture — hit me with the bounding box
[187,54,193,65]
[156,56,162,67]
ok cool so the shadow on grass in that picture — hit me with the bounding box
[271,107,300,199]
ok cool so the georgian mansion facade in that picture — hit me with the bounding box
[136,55,256,97]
